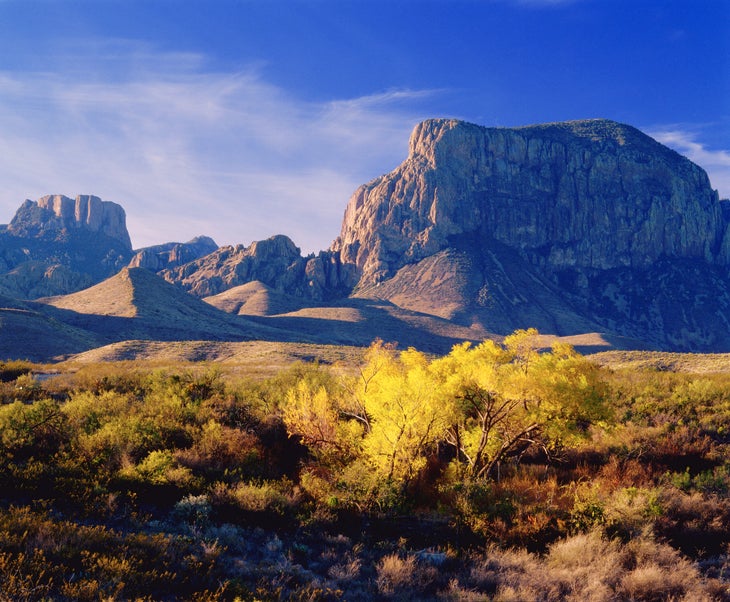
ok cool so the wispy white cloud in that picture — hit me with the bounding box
[0,42,436,252]
[649,128,730,200]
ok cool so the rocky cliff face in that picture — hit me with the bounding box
[161,235,354,300]
[3,120,729,352]
[333,119,727,285]
[150,118,730,349]
[0,194,134,298]
[9,194,132,250]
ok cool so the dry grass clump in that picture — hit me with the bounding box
[328,556,362,583]
[469,533,621,601]
[376,552,439,598]
[450,531,726,602]
[175,419,262,477]
[209,479,297,517]
[376,553,418,594]
[620,536,730,601]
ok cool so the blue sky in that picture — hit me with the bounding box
[0,0,728,252]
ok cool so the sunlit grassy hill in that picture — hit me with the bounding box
[589,349,730,373]
[204,280,310,316]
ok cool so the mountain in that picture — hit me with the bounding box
[3,118,730,360]
[166,118,730,351]
[334,119,728,283]
[7,194,132,248]
[0,293,103,361]
[329,119,730,350]
[38,267,284,343]
[161,234,353,300]
[0,195,219,300]
[0,195,134,299]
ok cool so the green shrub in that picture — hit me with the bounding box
[120,449,196,488]
[175,419,262,480]
[171,494,212,529]
[0,360,34,383]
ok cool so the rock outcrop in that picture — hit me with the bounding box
[330,118,730,350]
[162,234,355,300]
[0,262,95,300]
[9,194,132,250]
[3,119,730,355]
[0,194,134,298]
[129,236,219,271]
[151,118,730,350]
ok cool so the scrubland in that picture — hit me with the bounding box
[0,332,728,601]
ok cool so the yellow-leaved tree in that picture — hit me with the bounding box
[283,379,364,464]
[356,344,453,484]
[283,331,610,508]
[435,329,609,481]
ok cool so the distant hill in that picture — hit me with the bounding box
[3,267,496,361]
[0,195,133,298]
[129,236,218,271]
[0,294,102,361]
[204,281,310,316]
[168,119,730,352]
[0,195,216,300]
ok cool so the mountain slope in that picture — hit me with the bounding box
[333,119,728,284]
[204,281,310,316]
[162,235,354,300]
[354,239,602,335]
[4,118,730,359]
[0,195,134,299]
[129,236,219,272]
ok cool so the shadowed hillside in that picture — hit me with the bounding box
[34,268,310,353]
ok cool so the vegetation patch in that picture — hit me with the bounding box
[0,331,728,599]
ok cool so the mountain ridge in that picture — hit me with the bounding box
[3,117,730,360]
[326,117,730,350]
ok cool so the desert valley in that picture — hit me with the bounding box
[0,118,729,600]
